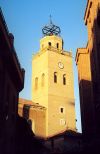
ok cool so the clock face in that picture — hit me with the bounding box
[58,62,64,69]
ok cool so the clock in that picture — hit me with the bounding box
[58,62,64,69]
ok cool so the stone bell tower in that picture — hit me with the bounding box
[32,19,76,137]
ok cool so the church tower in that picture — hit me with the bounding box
[32,19,76,137]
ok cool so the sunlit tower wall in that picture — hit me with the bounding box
[32,20,76,137]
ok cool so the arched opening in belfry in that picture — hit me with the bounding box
[54,72,57,83]
[63,74,66,85]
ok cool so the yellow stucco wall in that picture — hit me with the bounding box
[32,51,48,108]
[76,48,92,81]
[47,50,75,136]
[29,107,46,138]
[18,103,47,138]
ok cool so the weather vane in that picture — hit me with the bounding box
[50,14,52,24]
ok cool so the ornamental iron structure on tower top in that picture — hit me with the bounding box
[42,16,61,36]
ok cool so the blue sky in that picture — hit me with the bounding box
[0,0,87,132]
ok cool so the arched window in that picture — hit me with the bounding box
[60,107,65,113]
[61,107,64,113]
[57,43,59,49]
[63,74,66,85]
[35,77,38,89]
[41,73,45,86]
[48,42,51,47]
[54,72,57,83]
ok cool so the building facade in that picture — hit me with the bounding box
[31,21,76,137]
[18,98,46,138]
[0,8,25,154]
[76,0,100,136]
